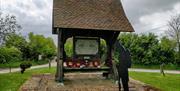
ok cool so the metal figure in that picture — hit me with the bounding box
[115,41,132,91]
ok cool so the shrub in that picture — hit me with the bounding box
[19,61,32,74]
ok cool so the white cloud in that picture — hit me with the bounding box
[174,3,180,14]
[1,0,55,43]
[134,2,180,36]
[1,0,52,26]
[1,0,180,45]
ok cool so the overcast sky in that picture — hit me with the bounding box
[1,0,180,44]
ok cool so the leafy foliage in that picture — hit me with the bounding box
[5,34,29,59]
[0,47,22,64]
[118,33,177,65]
[100,39,107,58]
[158,36,176,64]
[0,32,56,67]
[28,32,56,60]
[20,61,32,74]
[0,12,56,68]
[64,38,73,57]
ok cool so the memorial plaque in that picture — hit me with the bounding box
[75,39,98,55]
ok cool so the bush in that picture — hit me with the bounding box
[20,61,32,73]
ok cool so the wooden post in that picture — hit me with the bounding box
[55,28,64,83]
[106,42,113,67]
[104,32,120,78]
[105,32,120,67]
[55,28,60,81]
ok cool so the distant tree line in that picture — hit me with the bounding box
[118,33,179,65]
[0,32,56,64]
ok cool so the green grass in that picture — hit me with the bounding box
[0,61,22,68]
[0,67,56,91]
[0,60,49,68]
[132,64,180,70]
[0,67,180,91]
[129,72,180,91]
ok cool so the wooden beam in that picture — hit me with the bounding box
[111,32,120,44]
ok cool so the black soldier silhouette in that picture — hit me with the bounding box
[114,40,131,91]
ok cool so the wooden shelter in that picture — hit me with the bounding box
[53,0,134,83]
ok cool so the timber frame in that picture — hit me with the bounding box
[53,0,134,83]
[55,28,120,82]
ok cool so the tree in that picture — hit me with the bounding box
[0,46,22,72]
[0,12,22,44]
[119,33,157,64]
[166,14,180,64]
[118,33,177,65]
[5,34,29,59]
[28,32,56,60]
[159,36,176,64]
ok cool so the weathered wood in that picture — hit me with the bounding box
[55,29,64,82]
[64,67,110,73]
[55,29,120,81]
[111,32,120,44]
[59,29,64,83]
[105,32,120,67]
[55,28,60,81]
[106,43,112,67]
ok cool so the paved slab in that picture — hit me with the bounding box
[20,73,161,91]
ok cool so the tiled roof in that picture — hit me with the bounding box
[53,0,134,32]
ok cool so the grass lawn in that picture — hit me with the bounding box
[129,72,180,91]
[0,60,49,68]
[0,67,179,91]
[0,67,55,91]
[132,64,180,70]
